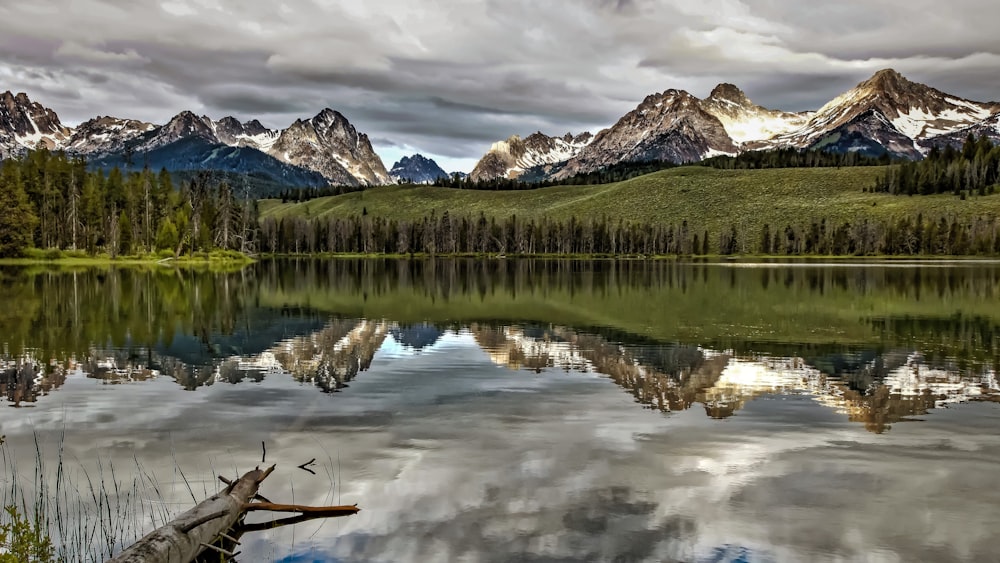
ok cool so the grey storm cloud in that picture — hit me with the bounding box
[1,0,998,169]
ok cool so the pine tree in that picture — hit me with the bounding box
[0,161,38,257]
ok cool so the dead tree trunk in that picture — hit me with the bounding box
[108,466,274,563]
[109,464,360,563]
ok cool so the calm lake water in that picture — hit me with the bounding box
[2,259,999,562]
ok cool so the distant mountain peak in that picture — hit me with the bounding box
[470,130,593,181]
[390,153,447,184]
[271,108,389,186]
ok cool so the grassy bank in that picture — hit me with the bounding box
[257,166,1000,237]
[0,249,255,268]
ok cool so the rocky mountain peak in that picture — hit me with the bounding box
[708,83,750,105]
[398,154,431,165]
[269,108,389,186]
[861,68,907,90]
[470,130,594,181]
[312,108,352,133]
[243,119,269,136]
[162,111,215,138]
[390,153,448,184]
[0,90,71,150]
[560,132,585,144]
[216,116,242,129]
[553,86,738,179]
[65,115,156,156]
[791,68,999,142]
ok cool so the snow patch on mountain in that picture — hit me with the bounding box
[470,132,593,181]
[699,83,811,145]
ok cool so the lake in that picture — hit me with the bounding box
[1,259,999,562]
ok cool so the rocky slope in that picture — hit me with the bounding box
[268,108,390,187]
[698,83,811,144]
[0,91,72,155]
[213,117,280,151]
[554,90,737,179]
[390,154,448,183]
[64,116,157,157]
[919,112,1000,151]
[470,131,593,181]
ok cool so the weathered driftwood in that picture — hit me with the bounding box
[108,466,274,563]
[109,464,361,563]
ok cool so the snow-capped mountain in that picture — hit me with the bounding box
[269,108,390,187]
[0,92,391,189]
[64,116,157,157]
[470,131,593,181]
[3,69,999,186]
[760,69,998,156]
[554,90,737,179]
[698,83,811,144]
[390,154,448,184]
[130,111,219,153]
[212,117,280,152]
[0,91,72,156]
[492,69,998,180]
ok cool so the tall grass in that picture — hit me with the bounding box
[0,432,217,561]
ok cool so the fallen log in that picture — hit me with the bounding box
[109,465,274,563]
[109,464,360,563]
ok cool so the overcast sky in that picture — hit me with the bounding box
[1,0,998,172]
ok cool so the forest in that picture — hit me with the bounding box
[0,150,258,258]
[2,141,1000,259]
[872,135,1000,196]
[259,210,1000,257]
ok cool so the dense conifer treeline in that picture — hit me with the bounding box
[275,184,365,202]
[701,148,889,169]
[0,150,258,257]
[5,143,1000,259]
[260,211,1000,257]
[873,135,1000,196]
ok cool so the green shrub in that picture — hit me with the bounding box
[0,505,55,563]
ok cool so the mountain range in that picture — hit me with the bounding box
[0,91,389,192]
[2,69,999,188]
[474,69,1000,181]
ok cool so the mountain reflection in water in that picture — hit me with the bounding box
[3,316,997,433]
[2,259,1000,562]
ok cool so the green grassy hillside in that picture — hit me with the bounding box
[260,166,1000,236]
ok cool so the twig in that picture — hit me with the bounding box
[241,502,360,517]
[199,542,238,557]
[236,512,348,533]
[257,464,276,483]
[261,441,266,464]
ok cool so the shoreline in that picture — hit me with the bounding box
[257,252,1000,262]
[3,252,999,266]
[0,253,256,267]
